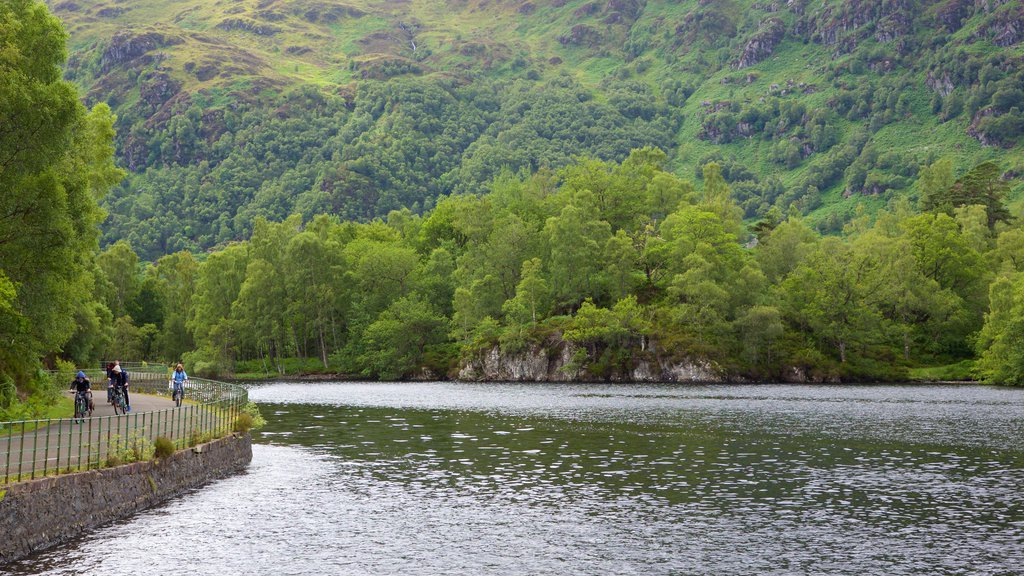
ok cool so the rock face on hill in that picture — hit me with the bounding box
[101,30,181,72]
[735,17,785,69]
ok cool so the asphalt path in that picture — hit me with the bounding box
[1,391,189,482]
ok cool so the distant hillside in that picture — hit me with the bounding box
[47,0,1024,258]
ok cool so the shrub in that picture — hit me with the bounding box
[154,436,175,459]
[233,412,254,433]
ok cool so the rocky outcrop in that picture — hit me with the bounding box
[101,30,182,72]
[139,72,181,112]
[215,18,282,36]
[936,0,972,31]
[979,5,1024,46]
[96,6,129,18]
[296,2,366,23]
[926,70,955,96]
[458,342,728,383]
[458,344,581,382]
[735,17,785,69]
[559,24,603,47]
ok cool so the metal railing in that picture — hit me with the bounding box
[0,369,248,485]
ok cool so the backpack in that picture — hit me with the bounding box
[121,369,129,386]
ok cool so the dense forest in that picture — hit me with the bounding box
[92,150,1024,388]
[47,0,1024,259]
[3,0,1024,421]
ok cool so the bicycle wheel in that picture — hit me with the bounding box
[113,391,125,415]
[174,390,182,408]
[74,396,85,420]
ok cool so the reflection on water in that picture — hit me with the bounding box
[7,383,1024,575]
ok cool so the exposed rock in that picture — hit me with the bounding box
[735,17,785,69]
[549,56,563,64]
[874,11,913,42]
[605,0,641,19]
[101,30,181,73]
[573,2,601,18]
[458,344,581,382]
[256,10,287,22]
[139,71,181,112]
[936,0,972,31]
[194,62,220,81]
[96,6,129,18]
[559,24,602,47]
[285,45,312,55]
[215,17,282,36]
[53,1,80,11]
[980,5,1024,46]
[518,2,536,14]
[926,70,955,96]
[458,341,728,383]
[298,2,366,23]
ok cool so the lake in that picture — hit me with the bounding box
[6,382,1023,575]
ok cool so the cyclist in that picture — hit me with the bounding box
[112,364,131,412]
[69,371,93,417]
[171,363,188,404]
[105,362,116,404]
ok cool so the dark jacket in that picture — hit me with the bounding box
[71,377,91,393]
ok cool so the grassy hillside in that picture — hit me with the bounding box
[47,0,1024,257]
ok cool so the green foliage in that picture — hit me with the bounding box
[106,433,155,467]
[233,412,254,434]
[153,436,175,459]
[976,274,1024,384]
[0,0,122,397]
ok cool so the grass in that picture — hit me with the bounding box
[908,360,977,382]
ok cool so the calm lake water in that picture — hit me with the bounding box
[6,382,1024,575]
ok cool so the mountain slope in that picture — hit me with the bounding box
[47,0,1024,258]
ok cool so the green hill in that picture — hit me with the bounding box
[47,0,1024,258]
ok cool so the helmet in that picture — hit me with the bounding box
[77,371,86,378]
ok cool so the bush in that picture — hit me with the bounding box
[154,436,175,459]
[105,433,154,467]
[234,401,266,433]
[233,412,254,433]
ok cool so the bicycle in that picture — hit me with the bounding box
[171,383,184,408]
[111,385,128,416]
[74,391,92,421]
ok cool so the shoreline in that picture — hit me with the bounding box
[229,372,986,386]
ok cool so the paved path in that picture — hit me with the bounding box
[78,388,176,417]
[1,391,206,483]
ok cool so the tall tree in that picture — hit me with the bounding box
[0,0,121,391]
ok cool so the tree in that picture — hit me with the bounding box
[0,0,121,389]
[543,199,612,312]
[502,258,550,324]
[188,243,249,374]
[976,274,1024,385]
[358,296,449,379]
[96,240,141,318]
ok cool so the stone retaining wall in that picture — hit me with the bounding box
[0,433,252,564]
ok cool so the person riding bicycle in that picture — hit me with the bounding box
[105,362,116,404]
[112,364,131,412]
[69,371,93,415]
[171,363,188,402]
